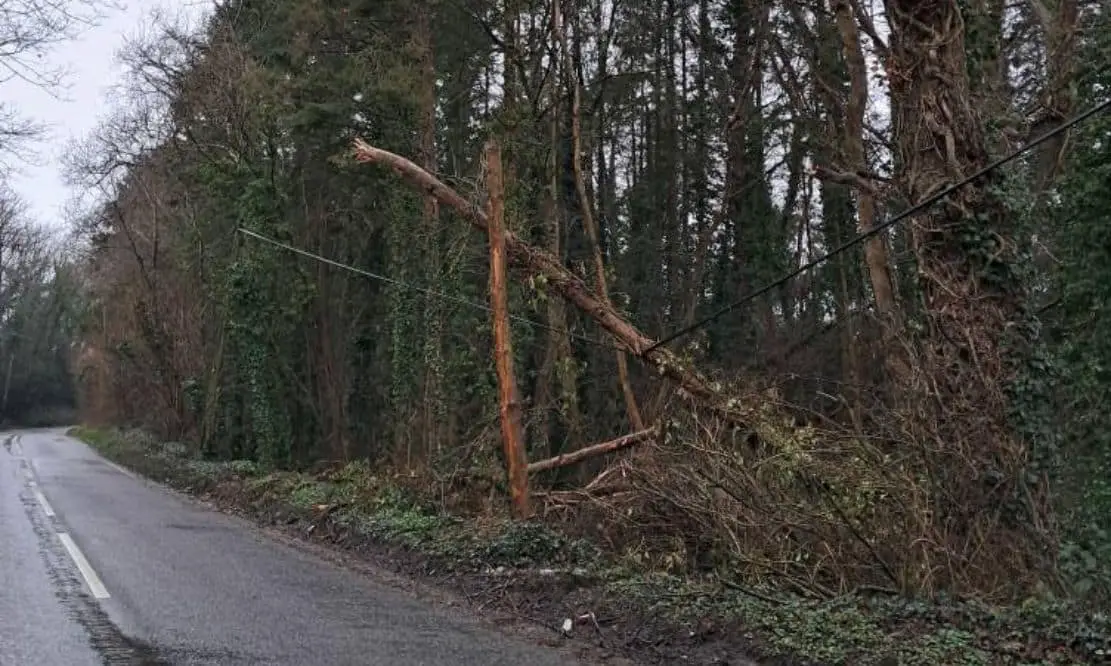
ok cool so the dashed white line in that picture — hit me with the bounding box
[15,439,112,601]
[33,487,56,517]
[57,533,110,599]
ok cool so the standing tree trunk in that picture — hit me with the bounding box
[535,5,584,457]
[1029,0,1079,196]
[486,139,530,520]
[834,0,895,316]
[885,0,1053,585]
[414,0,447,461]
[886,0,1021,390]
[553,0,644,433]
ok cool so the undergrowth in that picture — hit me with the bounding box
[70,426,1110,665]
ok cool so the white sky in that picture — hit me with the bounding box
[3,0,212,230]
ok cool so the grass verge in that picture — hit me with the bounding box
[70,426,1110,666]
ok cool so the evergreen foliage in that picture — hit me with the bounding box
[47,0,1111,604]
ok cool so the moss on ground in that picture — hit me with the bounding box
[70,427,1109,665]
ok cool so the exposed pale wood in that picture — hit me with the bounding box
[527,427,657,474]
[484,139,531,520]
[352,139,727,415]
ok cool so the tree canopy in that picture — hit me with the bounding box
[54,0,1111,604]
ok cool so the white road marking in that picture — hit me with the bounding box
[33,488,56,517]
[57,533,110,599]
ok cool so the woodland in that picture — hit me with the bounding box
[3,0,1111,651]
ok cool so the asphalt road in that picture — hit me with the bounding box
[0,428,583,666]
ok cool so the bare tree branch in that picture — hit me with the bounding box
[0,0,123,169]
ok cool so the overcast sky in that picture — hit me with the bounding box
[4,0,212,230]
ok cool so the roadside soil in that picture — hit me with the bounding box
[113,451,781,666]
[77,429,1104,666]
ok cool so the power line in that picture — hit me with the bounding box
[644,97,1111,354]
[236,227,614,349]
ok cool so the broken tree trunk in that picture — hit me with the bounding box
[527,427,657,474]
[485,139,531,520]
[352,139,728,415]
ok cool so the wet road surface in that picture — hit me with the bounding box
[0,428,581,665]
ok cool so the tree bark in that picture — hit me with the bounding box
[528,427,656,474]
[485,139,531,519]
[881,0,1058,586]
[886,0,1022,324]
[1028,0,1079,195]
[553,0,644,433]
[834,0,896,316]
[885,0,1032,490]
[352,139,728,413]
[536,54,584,455]
[414,0,447,459]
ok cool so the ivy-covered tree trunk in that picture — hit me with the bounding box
[66,0,1110,604]
[414,0,450,460]
[886,0,1054,584]
[1046,8,1111,600]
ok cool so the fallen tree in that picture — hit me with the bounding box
[527,427,658,474]
[352,139,733,416]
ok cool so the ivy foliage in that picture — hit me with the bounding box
[1047,9,1111,602]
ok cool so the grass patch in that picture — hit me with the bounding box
[606,573,1108,665]
[69,425,118,450]
[69,426,1110,665]
[69,426,235,490]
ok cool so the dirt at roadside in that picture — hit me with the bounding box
[77,429,1103,666]
[196,478,781,666]
[76,429,787,664]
